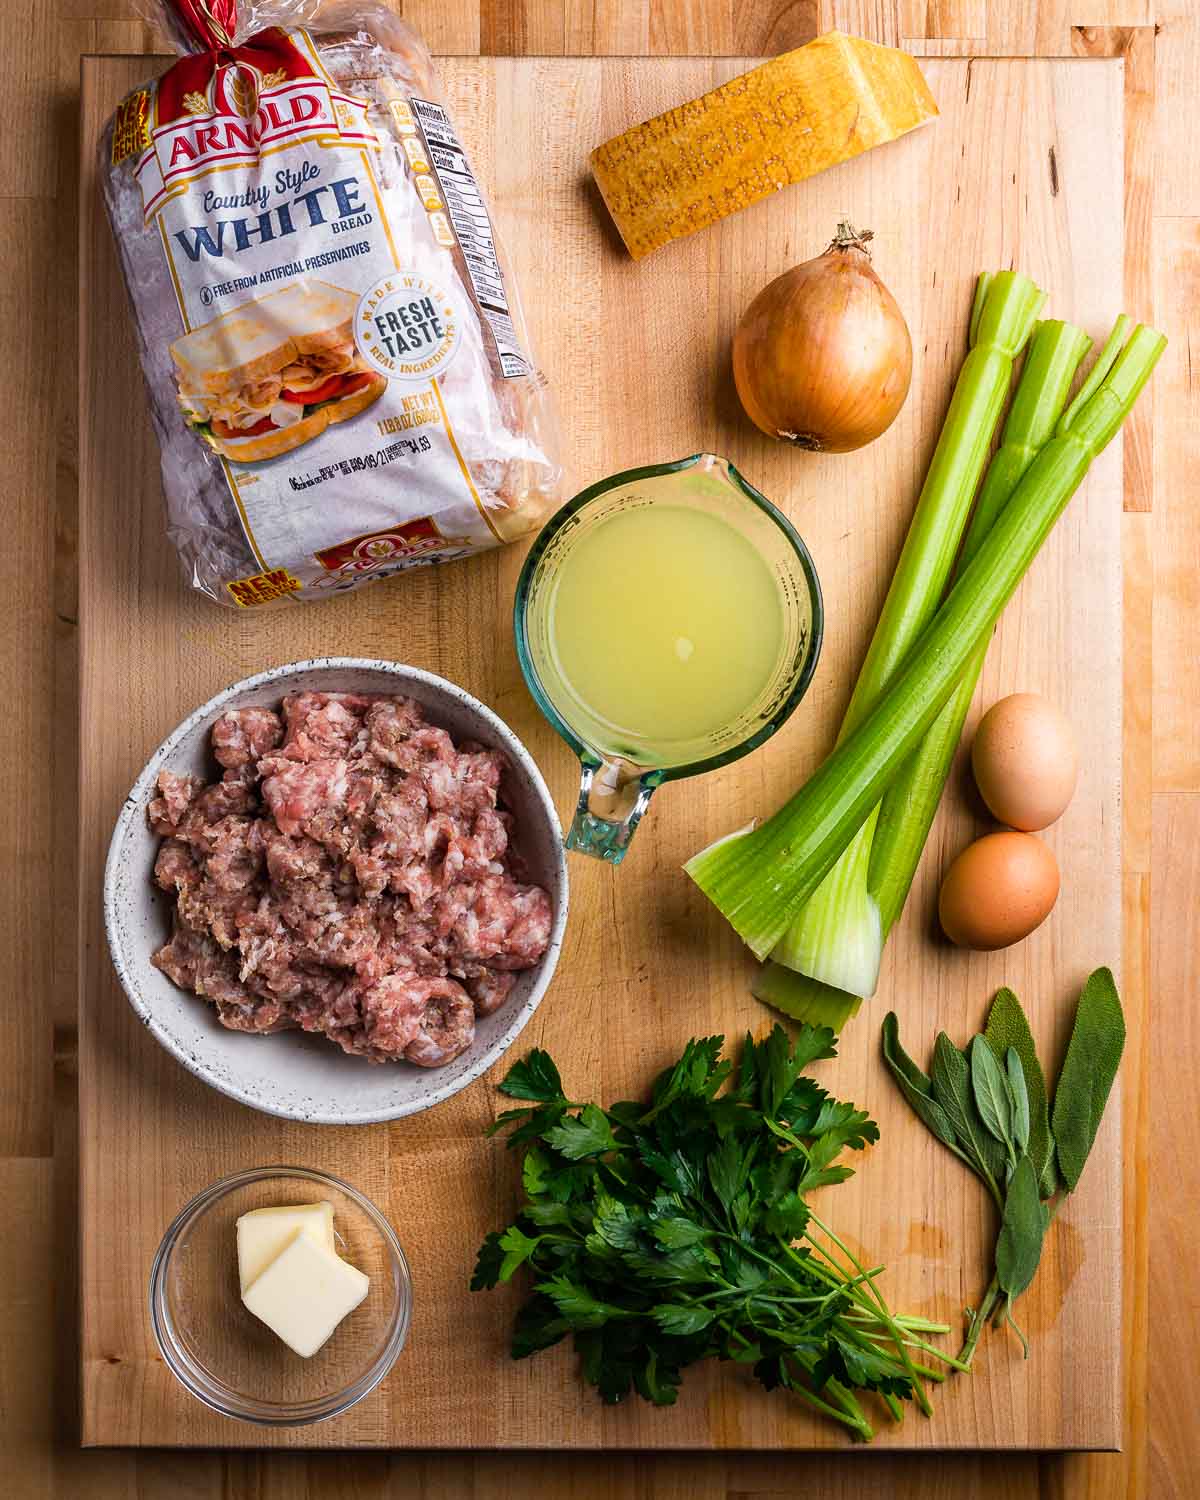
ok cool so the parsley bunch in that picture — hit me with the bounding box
[472,1024,964,1441]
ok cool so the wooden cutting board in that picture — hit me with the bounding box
[79,52,1126,1450]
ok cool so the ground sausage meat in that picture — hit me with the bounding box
[149,694,552,1066]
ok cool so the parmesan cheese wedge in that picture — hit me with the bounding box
[590,32,938,259]
[236,1201,336,1292]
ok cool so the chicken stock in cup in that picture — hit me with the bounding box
[514,453,823,864]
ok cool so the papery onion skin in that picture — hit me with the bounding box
[733,225,913,453]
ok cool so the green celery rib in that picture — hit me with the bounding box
[841,271,1047,735]
[765,271,1047,997]
[765,320,1096,1025]
[685,324,1165,959]
[867,316,1097,936]
[751,959,863,1033]
[752,964,863,1032]
[1060,314,1134,432]
[770,804,882,997]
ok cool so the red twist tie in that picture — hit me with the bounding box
[170,0,239,50]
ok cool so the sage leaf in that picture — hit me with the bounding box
[974,1112,1010,1185]
[1051,967,1126,1192]
[995,1156,1046,1297]
[881,1013,934,1097]
[1006,1049,1031,1156]
[881,1014,961,1151]
[969,1035,1015,1153]
[889,1063,961,1153]
[931,1033,1000,1191]
[985,987,1057,1197]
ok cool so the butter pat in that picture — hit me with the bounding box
[241,1231,369,1358]
[236,1201,336,1292]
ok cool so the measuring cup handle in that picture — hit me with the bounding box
[565,760,661,864]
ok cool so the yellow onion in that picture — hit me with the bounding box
[733,223,912,453]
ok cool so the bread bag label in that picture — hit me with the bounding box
[405,98,530,379]
[103,6,559,605]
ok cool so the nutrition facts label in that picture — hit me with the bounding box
[410,97,531,379]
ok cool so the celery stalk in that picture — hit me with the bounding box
[685,323,1165,959]
[770,806,882,996]
[762,318,1095,1025]
[766,271,1047,996]
[841,271,1047,736]
[868,317,1096,934]
[750,964,862,1032]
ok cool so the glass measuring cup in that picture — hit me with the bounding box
[513,453,823,863]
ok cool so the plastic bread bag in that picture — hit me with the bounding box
[101,0,561,606]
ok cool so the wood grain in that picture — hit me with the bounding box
[6,1,1194,1496]
[0,200,57,1160]
[1148,799,1200,1500]
[1153,0,1199,216]
[3,1159,54,1496]
[80,50,1126,1451]
[1150,214,1200,789]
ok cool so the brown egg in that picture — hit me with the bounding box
[938,831,1060,951]
[971,693,1078,831]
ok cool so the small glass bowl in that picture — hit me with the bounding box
[150,1166,411,1426]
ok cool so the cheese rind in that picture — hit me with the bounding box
[590,32,939,259]
[241,1231,370,1358]
[236,1201,336,1292]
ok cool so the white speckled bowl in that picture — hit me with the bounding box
[104,659,568,1125]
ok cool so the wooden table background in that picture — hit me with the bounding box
[5,0,1196,1496]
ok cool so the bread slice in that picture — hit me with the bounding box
[208,371,386,463]
[171,280,361,396]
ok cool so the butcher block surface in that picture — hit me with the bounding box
[80,52,1126,1449]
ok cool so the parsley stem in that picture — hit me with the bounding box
[841,1312,968,1373]
[846,1310,953,1338]
[803,1367,875,1439]
[791,1248,886,1317]
[835,1320,946,1385]
[895,1337,968,1373]
[802,1214,935,1417]
[728,1327,875,1440]
[712,1224,934,1416]
[787,1379,875,1440]
[695,1283,837,1308]
[889,1355,942,1381]
[709,1227,815,1296]
[892,1315,953,1334]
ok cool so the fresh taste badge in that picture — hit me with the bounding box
[355,272,461,382]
